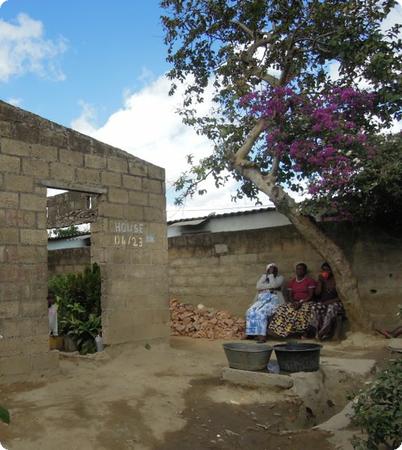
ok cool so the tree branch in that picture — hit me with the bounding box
[233,118,266,166]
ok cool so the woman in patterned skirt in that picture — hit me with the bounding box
[311,262,345,340]
[268,263,316,338]
[245,263,284,343]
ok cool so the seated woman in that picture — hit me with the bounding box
[268,262,316,338]
[311,262,345,340]
[245,263,284,343]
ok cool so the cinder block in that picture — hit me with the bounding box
[98,202,124,218]
[123,205,144,221]
[4,174,33,192]
[128,190,148,206]
[31,145,58,161]
[20,193,46,212]
[22,158,49,177]
[129,160,148,177]
[148,193,166,209]
[76,167,100,184]
[0,154,20,173]
[148,165,165,181]
[59,148,84,167]
[108,187,129,204]
[107,157,128,173]
[142,178,163,194]
[85,154,107,169]
[4,209,36,227]
[122,174,142,191]
[20,229,46,245]
[0,227,19,244]
[222,367,294,389]
[144,206,164,223]
[0,302,19,319]
[50,162,75,181]
[101,171,122,187]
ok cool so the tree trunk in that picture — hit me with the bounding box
[240,166,372,332]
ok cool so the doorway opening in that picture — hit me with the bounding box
[46,188,102,354]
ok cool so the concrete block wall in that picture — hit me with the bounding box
[168,225,402,329]
[0,101,168,382]
[48,248,91,277]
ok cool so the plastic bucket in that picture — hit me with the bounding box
[274,343,322,373]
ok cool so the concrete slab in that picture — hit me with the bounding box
[221,367,294,389]
[387,338,402,353]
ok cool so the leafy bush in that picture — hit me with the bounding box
[351,358,402,450]
[0,406,10,424]
[49,263,101,354]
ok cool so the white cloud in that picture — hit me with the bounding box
[71,75,273,220]
[6,97,22,106]
[0,13,67,82]
[0,0,7,8]
[70,100,97,136]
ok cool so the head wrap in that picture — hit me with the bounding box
[266,263,277,271]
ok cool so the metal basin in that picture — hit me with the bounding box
[274,343,322,373]
[223,342,273,371]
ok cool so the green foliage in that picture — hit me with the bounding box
[303,133,402,225]
[51,225,80,239]
[351,359,402,450]
[49,263,101,354]
[0,406,10,424]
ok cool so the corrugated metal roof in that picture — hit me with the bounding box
[168,207,275,226]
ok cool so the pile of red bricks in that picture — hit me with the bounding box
[169,299,245,339]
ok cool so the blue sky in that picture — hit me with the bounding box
[1,1,401,220]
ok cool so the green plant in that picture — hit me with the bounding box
[351,359,402,450]
[0,406,10,424]
[48,263,101,354]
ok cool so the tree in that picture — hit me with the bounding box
[161,0,402,329]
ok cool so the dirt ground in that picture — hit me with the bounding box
[0,333,395,450]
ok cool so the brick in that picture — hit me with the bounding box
[4,174,33,192]
[148,165,165,180]
[76,167,100,184]
[50,162,75,182]
[0,302,19,319]
[22,158,49,177]
[1,138,31,156]
[144,206,164,222]
[31,144,58,161]
[85,154,106,169]
[98,202,124,218]
[122,174,142,191]
[128,190,148,206]
[107,157,128,173]
[20,229,46,245]
[101,171,122,187]
[20,302,46,318]
[123,205,144,221]
[108,187,129,204]
[142,178,163,194]
[0,192,19,208]
[20,193,46,211]
[3,209,36,227]
[59,148,84,166]
[129,160,148,177]
[149,193,166,209]
[0,228,19,244]
[0,154,20,173]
